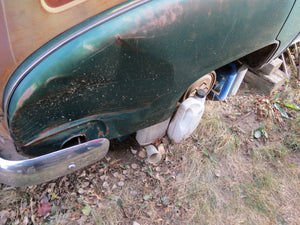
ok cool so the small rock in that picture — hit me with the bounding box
[215,169,221,177]
[100,175,108,181]
[82,182,90,188]
[133,221,140,225]
[130,191,138,196]
[118,181,124,187]
[130,148,138,155]
[102,182,109,189]
[155,167,161,172]
[138,149,147,158]
[113,172,120,178]
[131,164,138,169]
[143,193,153,201]
[146,211,152,217]
[0,210,9,224]
[112,184,117,190]
[78,188,85,195]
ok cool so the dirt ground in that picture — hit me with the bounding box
[0,75,300,224]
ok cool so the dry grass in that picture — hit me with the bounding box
[0,79,300,224]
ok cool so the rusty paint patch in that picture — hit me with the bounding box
[24,118,107,146]
[124,2,184,36]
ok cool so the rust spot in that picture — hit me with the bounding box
[116,35,124,45]
[97,122,109,137]
[97,127,105,137]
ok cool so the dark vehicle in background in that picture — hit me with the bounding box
[0,0,300,186]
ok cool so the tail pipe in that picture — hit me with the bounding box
[0,138,109,187]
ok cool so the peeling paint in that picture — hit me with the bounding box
[125,2,184,36]
[17,85,36,108]
[45,76,59,87]
[83,44,94,51]
[24,118,107,147]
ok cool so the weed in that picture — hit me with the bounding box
[241,172,285,224]
[252,146,289,163]
[285,117,300,151]
[194,113,236,156]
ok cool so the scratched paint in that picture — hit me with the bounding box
[16,85,36,108]
[83,44,94,51]
[123,1,184,36]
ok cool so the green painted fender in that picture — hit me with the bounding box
[5,0,295,155]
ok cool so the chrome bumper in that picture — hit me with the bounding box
[0,138,109,187]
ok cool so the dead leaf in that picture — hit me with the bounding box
[93,192,102,200]
[0,210,9,224]
[82,205,91,216]
[164,207,170,214]
[21,216,29,225]
[37,201,51,217]
[154,137,163,146]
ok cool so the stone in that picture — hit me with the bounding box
[130,191,138,196]
[113,172,120,178]
[117,181,124,187]
[133,222,140,225]
[131,164,138,169]
[215,169,221,177]
[130,148,138,155]
[100,175,108,181]
[102,181,109,188]
[78,188,85,194]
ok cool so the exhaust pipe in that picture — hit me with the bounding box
[145,145,162,164]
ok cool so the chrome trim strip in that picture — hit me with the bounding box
[3,0,151,125]
[0,138,109,187]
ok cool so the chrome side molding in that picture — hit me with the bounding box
[0,138,109,187]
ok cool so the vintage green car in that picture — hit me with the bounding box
[0,0,299,186]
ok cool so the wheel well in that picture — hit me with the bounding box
[239,43,278,69]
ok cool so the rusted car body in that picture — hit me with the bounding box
[0,0,300,186]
